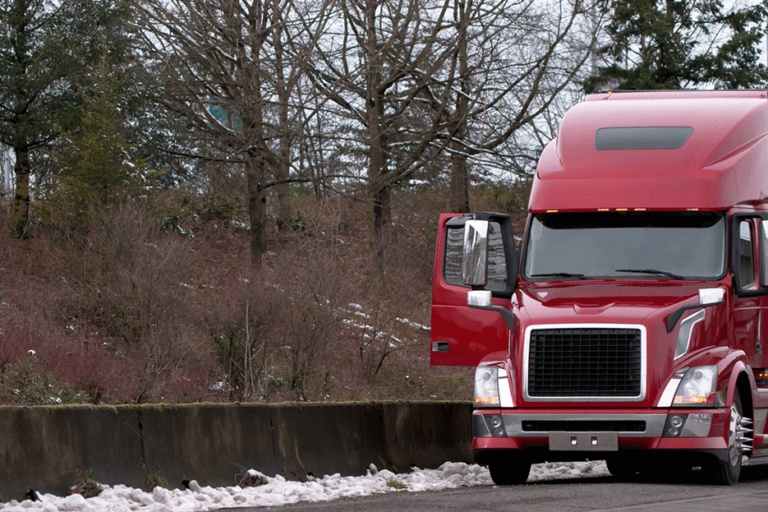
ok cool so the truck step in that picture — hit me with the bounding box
[743,454,768,467]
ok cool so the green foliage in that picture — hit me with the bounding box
[478,181,531,215]
[0,0,133,234]
[197,194,243,222]
[143,466,167,491]
[0,0,96,147]
[0,357,88,406]
[39,57,154,229]
[586,0,768,91]
[386,477,406,489]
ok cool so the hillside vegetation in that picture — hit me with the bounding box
[0,185,527,405]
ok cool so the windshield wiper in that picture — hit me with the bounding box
[530,272,588,280]
[614,269,685,280]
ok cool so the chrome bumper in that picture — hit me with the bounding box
[498,413,667,438]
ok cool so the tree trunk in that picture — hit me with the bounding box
[449,149,470,213]
[246,148,266,266]
[273,1,291,230]
[366,0,388,279]
[244,0,267,266]
[314,115,324,198]
[12,145,30,237]
[369,120,388,278]
[449,0,471,214]
[276,132,291,229]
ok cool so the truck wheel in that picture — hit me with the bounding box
[606,459,640,480]
[488,461,531,485]
[706,389,743,485]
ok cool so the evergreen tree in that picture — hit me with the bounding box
[40,57,151,229]
[0,0,128,236]
[586,0,768,92]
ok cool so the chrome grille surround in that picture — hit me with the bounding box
[523,324,647,402]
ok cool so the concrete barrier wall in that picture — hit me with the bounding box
[0,402,473,501]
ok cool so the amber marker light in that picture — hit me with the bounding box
[674,396,706,404]
[687,208,699,211]
[597,208,610,212]
[546,210,558,213]
[634,208,646,211]
[474,397,499,405]
[616,208,628,211]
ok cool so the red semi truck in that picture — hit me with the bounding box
[430,90,768,485]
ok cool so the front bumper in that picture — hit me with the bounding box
[472,408,730,460]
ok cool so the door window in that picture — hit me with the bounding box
[739,220,755,288]
[444,222,507,291]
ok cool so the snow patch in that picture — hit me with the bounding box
[0,461,608,511]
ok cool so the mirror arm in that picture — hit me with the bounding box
[468,303,516,331]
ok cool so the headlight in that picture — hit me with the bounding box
[474,366,500,406]
[673,365,717,406]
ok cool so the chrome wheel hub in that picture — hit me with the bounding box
[729,405,753,466]
[736,415,753,454]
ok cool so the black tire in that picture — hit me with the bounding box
[607,459,661,481]
[705,389,743,485]
[606,459,640,480]
[488,461,531,485]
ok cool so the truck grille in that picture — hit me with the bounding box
[527,327,642,398]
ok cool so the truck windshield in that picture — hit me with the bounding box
[524,212,725,281]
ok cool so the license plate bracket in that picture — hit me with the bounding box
[549,431,618,451]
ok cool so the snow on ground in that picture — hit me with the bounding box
[0,461,608,512]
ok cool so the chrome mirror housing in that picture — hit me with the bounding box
[467,290,493,308]
[698,287,725,305]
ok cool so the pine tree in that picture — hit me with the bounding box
[41,58,151,229]
[0,0,129,236]
[586,0,768,92]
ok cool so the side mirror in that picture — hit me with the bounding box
[761,221,768,287]
[462,220,489,286]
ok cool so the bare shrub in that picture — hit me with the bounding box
[200,268,284,402]
[0,187,479,405]
[277,251,350,401]
[237,470,267,487]
[11,203,214,403]
[70,469,103,498]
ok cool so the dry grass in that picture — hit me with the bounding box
[70,469,102,498]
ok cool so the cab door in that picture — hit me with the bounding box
[733,213,768,368]
[430,212,518,366]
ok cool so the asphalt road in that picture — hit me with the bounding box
[220,466,768,512]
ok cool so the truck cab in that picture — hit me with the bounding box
[430,90,768,485]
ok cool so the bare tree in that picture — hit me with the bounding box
[307,0,457,277]
[137,0,331,264]
[435,0,604,212]
[306,0,602,273]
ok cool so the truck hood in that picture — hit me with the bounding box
[514,280,708,324]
